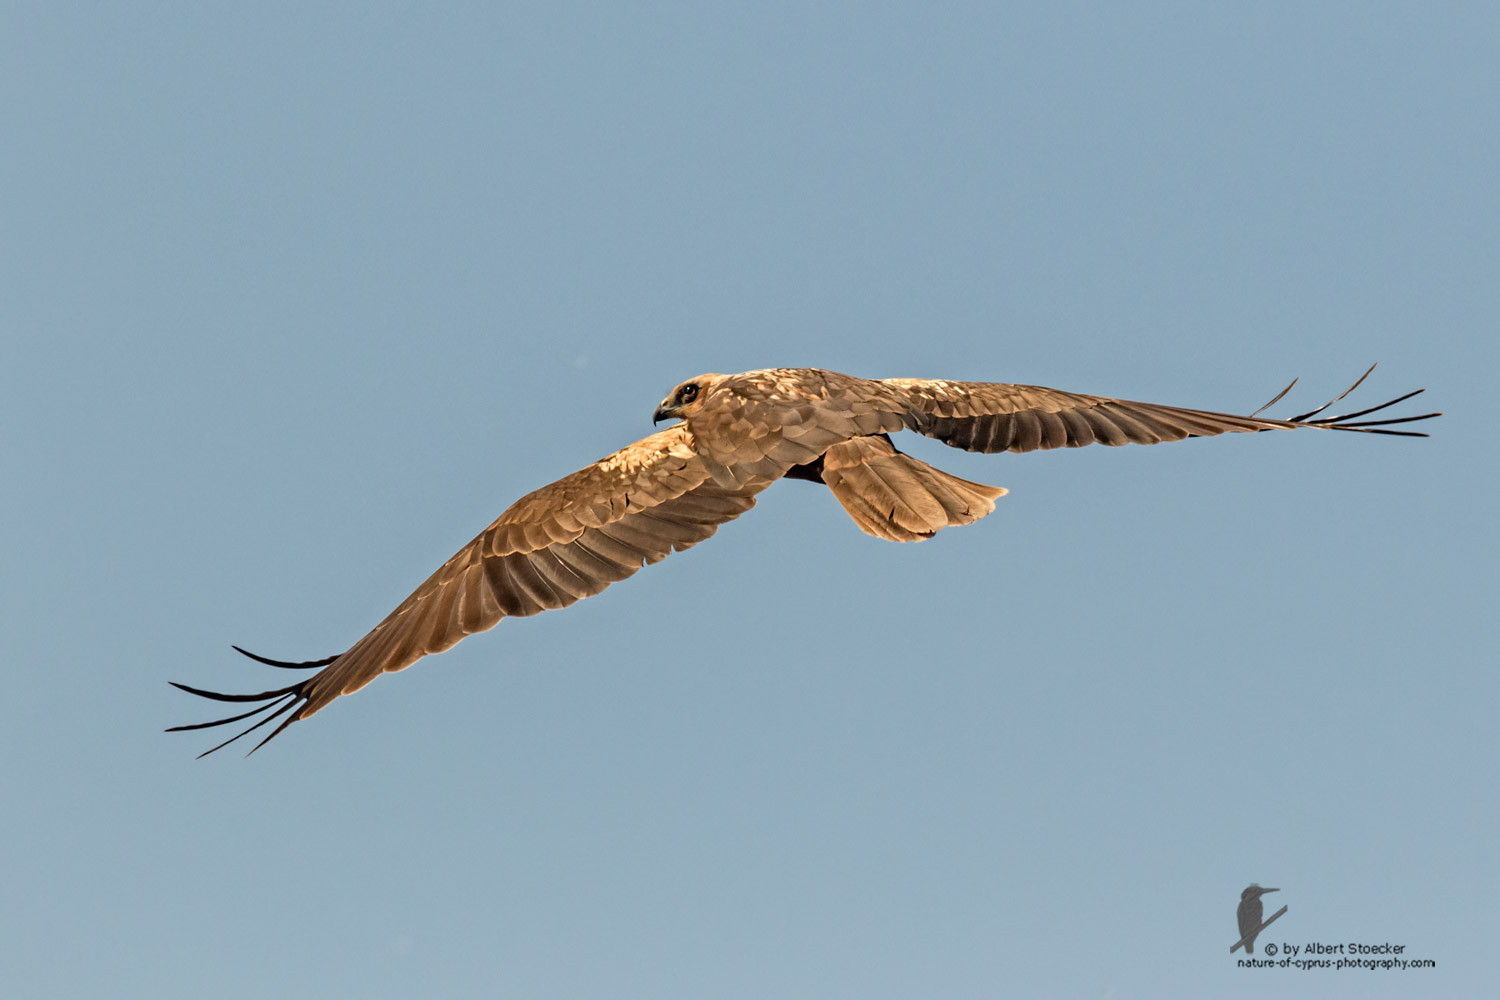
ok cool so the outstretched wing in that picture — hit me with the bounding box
[682,365,1435,488]
[170,425,765,755]
[884,365,1437,454]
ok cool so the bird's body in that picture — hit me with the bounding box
[171,366,1436,755]
[1237,885,1280,953]
[1238,894,1263,952]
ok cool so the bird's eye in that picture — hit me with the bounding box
[680,384,699,402]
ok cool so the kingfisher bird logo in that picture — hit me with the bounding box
[1232,884,1287,953]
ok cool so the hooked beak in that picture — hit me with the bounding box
[652,401,676,425]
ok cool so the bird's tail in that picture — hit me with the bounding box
[819,435,1007,542]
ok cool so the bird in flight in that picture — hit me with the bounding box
[171,365,1436,756]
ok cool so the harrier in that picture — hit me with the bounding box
[171,365,1436,755]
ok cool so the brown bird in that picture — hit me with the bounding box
[171,365,1436,755]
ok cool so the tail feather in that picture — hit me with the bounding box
[820,435,1006,542]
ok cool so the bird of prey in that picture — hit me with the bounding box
[1236,884,1281,953]
[170,365,1436,755]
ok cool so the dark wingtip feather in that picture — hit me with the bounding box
[1287,363,1379,422]
[1248,376,1299,418]
[200,696,302,758]
[247,709,304,756]
[1261,365,1439,436]
[231,645,339,669]
[164,697,292,732]
[168,680,301,703]
[169,656,327,756]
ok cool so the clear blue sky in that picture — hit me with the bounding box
[4,3,1494,997]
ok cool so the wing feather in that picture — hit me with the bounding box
[172,425,764,753]
[883,372,1436,454]
[596,518,675,559]
[490,554,561,614]
[1056,407,1098,447]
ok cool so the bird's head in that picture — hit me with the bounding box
[653,374,726,424]
[1241,885,1279,901]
